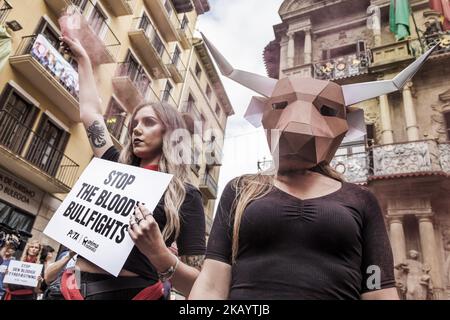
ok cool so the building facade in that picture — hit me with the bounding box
[264,0,450,299]
[0,0,233,256]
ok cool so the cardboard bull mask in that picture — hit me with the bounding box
[201,33,438,169]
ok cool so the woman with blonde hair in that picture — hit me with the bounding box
[3,239,42,300]
[58,35,206,300]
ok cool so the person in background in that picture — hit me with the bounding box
[43,247,77,300]
[38,245,55,295]
[0,242,17,300]
[3,239,42,300]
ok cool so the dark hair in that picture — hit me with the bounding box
[40,245,55,264]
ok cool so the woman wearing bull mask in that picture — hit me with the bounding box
[190,35,438,300]
[59,35,206,300]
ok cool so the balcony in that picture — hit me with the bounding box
[0,0,12,25]
[204,141,222,167]
[330,152,369,184]
[101,0,135,16]
[9,35,80,122]
[199,172,218,199]
[331,140,450,184]
[142,0,181,42]
[45,0,121,65]
[180,101,201,133]
[372,140,444,176]
[128,17,171,79]
[112,62,159,113]
[370,40,414,72]
[161,90,178,109]
[167,52,186,83]
[313,51,371,81]
[178,14,194,49]
[0,111,79,193]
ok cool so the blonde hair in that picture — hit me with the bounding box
[21,239,42,263]
[230,163,344,263]
[119,102,191,241]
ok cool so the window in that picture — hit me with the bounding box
[195,63,202,79]
[71,0,88,12]
[172,45,181,67]
[88,4,107,36]
[181,14,189,30]
[191,147,201,175]
[200,114,206,139]
[0,201,35,256]
[0,1,12,25]
[163,81,174,102]
[25,114,70,177]
[215,104,221,118]
[322,41,366,60]
[445,111,450,141]
[0,85,38,154]
[105,98,127,141]
[121,51,150,96]
[205,84,212,100]
[163,0,173,17]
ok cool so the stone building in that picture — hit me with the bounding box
[264,0,450,299]
[0,0,233,255]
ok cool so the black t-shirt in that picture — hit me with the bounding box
[207,178,396,300]
[101,147,206,280]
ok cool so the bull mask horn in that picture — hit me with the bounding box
[201,33,278,97]
[342,43,440,106]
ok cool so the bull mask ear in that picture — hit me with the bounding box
[244,96,270,127]
[343,108,366,144]
[342,43,440,106]
[201,32,277,97]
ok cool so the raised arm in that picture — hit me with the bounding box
[60,36,113,158]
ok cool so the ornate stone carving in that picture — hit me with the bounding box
[373,141,436,175]
[430,103,449,143]
[280,0,314,16]
[395,250,434,300]
[439,143,450,173]
[442,227,450,287]
[330,152,368,183]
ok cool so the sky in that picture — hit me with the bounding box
[196,0,284,210]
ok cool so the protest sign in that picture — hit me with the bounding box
[44,158,173,276]
[3,260,43,287]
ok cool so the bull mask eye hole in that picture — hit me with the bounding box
[272,101,288,110]
[320,105,338,117]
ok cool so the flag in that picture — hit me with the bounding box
[429,0,450,31]
[390,0,411,41]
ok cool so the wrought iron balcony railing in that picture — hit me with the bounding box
[0,110,79,189]
[0,0,12,25]
[115,62,151,99]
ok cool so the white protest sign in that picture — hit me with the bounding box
[44,158,173,276]
[3,260,43,287]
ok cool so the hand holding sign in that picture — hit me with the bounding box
[129,204,166,260]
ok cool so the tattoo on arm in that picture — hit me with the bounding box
[181,255,205,271]
[87,120,107,148]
